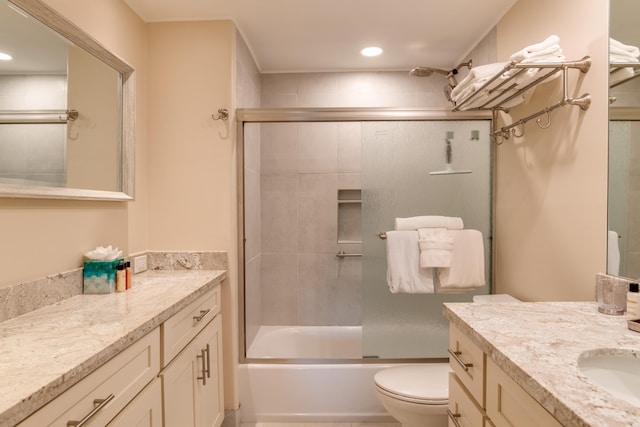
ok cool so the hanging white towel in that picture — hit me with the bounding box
[386,230,435,294]
[418,228,453,268]
[394,216,463,231]
[436,229,485,293]
[608,230,620,277]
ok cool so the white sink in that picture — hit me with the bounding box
[577,350,640,407]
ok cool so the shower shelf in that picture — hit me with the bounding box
[450,56,592,144]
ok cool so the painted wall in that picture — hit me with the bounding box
[0,0,146,289]
[493,0,609,301]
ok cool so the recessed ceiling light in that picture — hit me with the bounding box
[361,46,383,57]
[0,52,12,61]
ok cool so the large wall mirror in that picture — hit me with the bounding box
[608,0,640,278]
[0,0,134,200]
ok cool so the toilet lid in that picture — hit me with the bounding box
[374,365,450,404]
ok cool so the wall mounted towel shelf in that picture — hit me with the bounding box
[609,62,640,89]
[450,56,592,144]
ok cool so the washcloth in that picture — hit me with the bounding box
[385,230,435,294]
[394,216,463,231]
[418,228,453,268]
[436,229,485,293]
[608,230,620,276]
[509,35,561,62]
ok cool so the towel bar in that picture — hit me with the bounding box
[336,251,362,258]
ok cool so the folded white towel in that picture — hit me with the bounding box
[451,62,509,100]
[386,230,434,294]
[611,38,640,57]
[608,230,620,276]
[510,35,561,62]
[436,229,485,293]
[394,216,463,231]
[418,228,453,268]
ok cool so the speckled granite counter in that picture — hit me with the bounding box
[444,301,640,427]
[0,269,226,426]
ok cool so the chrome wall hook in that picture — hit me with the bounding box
[212,108,229,121]
[511,123,525,138]
[536,110,552,129]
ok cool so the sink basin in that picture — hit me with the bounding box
[578,350,640,407]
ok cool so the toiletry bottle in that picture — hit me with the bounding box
[116,262,126,292]
[125,261,132,290]
[627,282,640,318]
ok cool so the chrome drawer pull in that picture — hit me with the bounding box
[447,409,463,427]
[197,347,208,385]
[193,309,211,322]
[67,394,115,426]
[448,348,473,372]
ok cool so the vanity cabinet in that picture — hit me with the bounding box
[18,328,161,427]
[160,287,224,427]
[448,323,561,427]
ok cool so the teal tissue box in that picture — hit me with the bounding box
[83,259,123,294]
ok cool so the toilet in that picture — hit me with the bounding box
[375,294,520,426]
[374,364,450,427]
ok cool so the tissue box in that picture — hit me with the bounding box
[83,259,123,294]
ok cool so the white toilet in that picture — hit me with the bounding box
[374,364,450,427]
[375,294,520,426]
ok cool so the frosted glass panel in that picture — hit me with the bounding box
[361,120,492,359]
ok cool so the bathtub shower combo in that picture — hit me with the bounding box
[237,109,492,423]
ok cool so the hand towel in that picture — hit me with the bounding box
[418,228,453,268]
[386,230,435,294]
[509,35,561,62]
[608,230,620,277]
[436,229,485,293]
[394,216,463,231]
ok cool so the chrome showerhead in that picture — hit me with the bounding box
[408,66,450,77]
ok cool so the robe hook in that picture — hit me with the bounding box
[536,110,552,129]
[511,123,525,138]
[212,108,229,121]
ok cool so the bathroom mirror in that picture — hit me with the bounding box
[0,0,134,200]
[608,0,640,277]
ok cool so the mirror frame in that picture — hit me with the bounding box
[0,0,135,201]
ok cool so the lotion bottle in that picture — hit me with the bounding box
[116,262,126,292]
[627,282,640,318]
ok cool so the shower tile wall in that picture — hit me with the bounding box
[0,75,67,186]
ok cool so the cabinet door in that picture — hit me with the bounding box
[161,339,198,427]
[195,315,224,427]
[108,378,162,427]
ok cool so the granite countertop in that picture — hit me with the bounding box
[0,269,226,426]
[443,301,640,427]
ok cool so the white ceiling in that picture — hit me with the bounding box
[124,0,518,74]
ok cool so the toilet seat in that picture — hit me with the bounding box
[374,365,450,405]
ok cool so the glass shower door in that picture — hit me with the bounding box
[361,120,492,359]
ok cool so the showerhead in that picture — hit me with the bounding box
[408,66,450,77]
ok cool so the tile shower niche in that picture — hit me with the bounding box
[337,189,362,244]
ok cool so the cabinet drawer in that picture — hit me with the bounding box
[107,378,162,426]
[161,286,219,366]
[486,358,562,427]
[19,328,160,427]
[449,323,485,407]
[448,373,486,427]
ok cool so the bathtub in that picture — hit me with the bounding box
[239,325,442,423]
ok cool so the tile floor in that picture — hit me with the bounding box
[240,423,400,427]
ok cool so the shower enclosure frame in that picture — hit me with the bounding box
[236,107,492,365]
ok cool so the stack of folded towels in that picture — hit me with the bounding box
[610,37,640,85]
[451,35,566,110]
[385,215,485,294]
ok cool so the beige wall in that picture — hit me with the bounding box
[146,20,238,409]
[0,0,146,289]
[494,0,609,301]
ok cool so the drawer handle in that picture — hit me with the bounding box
[204,343,211,379]
[197,345,210,385]
[447,409,463,427]
[193,309,211,322]
[67,394,115,426]
[448,348,473,372]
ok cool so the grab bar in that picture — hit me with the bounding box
[336,251,362,258]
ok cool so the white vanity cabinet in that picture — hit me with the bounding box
[160,287,224,427]
[18,328,161,427]
[448,323,562,427]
